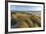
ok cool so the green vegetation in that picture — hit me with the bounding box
[11,11,41,28]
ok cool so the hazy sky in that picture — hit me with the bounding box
[10,5,41,11]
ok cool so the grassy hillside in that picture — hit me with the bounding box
[11,11,41,28]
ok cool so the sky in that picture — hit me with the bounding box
[10,5,42,11]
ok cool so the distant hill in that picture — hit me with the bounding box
[11,11,41,16]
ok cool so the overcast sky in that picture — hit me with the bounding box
[10,5,42,11]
